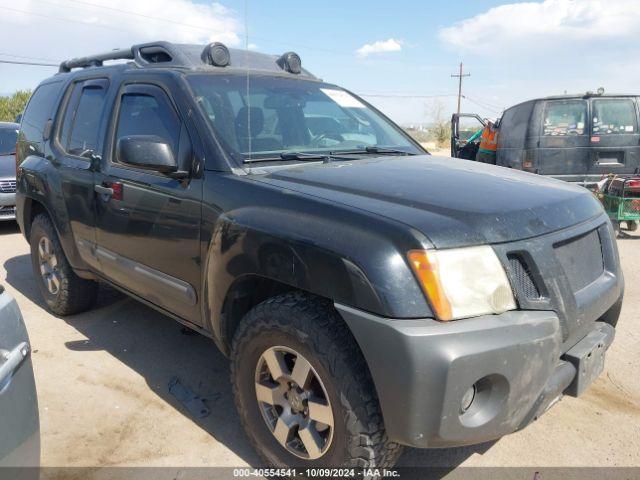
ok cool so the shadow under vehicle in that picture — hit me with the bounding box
[452,92,640,187]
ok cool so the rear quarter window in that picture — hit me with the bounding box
[19,81,63,157]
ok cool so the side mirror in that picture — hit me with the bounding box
[116,135,177,173]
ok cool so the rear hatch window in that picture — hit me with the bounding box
[592,98,637,135]
[0,128,18,155]
[543,100,587,136]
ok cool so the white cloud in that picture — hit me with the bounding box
[0,0,241,92]
[356,38,403,57]
[439,0,640,54]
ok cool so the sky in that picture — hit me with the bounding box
[2,0,640,125]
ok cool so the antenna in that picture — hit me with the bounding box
[244,0,252,159]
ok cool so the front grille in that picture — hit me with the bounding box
[0,180,16,193]
[554,229,604,293]
[508,255,542,300]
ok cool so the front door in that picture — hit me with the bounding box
[94,81,204,325]
[451,113,485,159]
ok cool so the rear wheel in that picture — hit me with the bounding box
[231,292,402,468]
[29,213,98,315]
[626,220,638,232]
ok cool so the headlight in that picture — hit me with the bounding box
[407,246,516,321]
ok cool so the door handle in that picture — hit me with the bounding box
[0,342,30,391]
[94,185,114,197]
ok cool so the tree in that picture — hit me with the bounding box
[425,100,451,148]
[0,90,32,122]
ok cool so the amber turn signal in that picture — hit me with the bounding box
[407,250,453,321]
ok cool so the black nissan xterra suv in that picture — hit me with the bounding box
[16,42,623,468]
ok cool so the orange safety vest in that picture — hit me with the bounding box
[479,124,498,152]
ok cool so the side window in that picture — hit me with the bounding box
[115,91,180,159]
[59,80,109,158]
[543,100,587,136]
[592,99,637,135]
[19,81,62,156]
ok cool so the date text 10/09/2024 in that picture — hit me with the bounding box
[232,468,401,478]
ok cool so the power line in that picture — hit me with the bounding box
[25,0,423,65]
[38,0,214,32]
[0,4,131,33]
[462,95,503,114]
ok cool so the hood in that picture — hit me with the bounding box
[253,155,604,248]
[0,154,16,180]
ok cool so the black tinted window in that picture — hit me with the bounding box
[115,93,180,157]
[67,85,108,157]
[20,81,62,152]
[0,128,18,155]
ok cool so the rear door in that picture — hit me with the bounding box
[94,80,204,325]
[588,97,640,177]
[451,113,484,159]
[537,98,590,179]
[0,286,39,477]
[51,78,110,271]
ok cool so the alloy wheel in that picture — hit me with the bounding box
[254,346,334,460]
[38,236,60,295]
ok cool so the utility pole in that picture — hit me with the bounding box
[451,62,470,115]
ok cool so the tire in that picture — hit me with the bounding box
[29,213,98,315]
[627,221,638,232]
[613,220,621,237]
[231,291,402,468]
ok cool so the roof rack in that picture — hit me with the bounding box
[59,41,195,72]
[58,41,317,78]
[59,48,134,72]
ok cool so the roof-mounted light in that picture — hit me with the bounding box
[277,51,302,74]
[201,42,231,67]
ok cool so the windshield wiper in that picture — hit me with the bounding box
[244,152,352,164]
[334,146,418,156]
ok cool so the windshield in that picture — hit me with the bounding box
[187,74,422,162]
[0,128,18,156]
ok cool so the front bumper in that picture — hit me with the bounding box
[337,305,615,448]
[0,192,16,221]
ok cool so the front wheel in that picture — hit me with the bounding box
[627,220,638,232]
[231,292,402,468]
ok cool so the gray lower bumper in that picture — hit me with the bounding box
[0,192,16,220]
[336,305,615,448]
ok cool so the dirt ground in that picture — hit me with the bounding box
[0,219,638,473]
